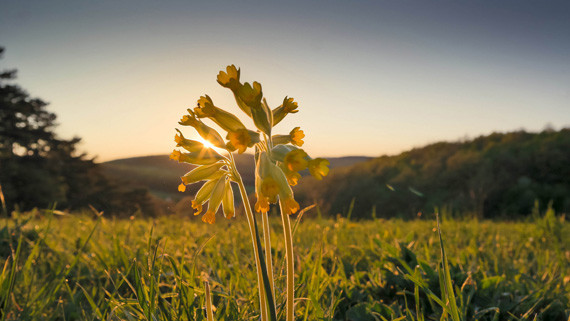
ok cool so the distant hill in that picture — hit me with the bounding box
[101,154,371,201]
[295,129,570,219]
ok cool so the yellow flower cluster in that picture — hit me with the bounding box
[171,65,329,223]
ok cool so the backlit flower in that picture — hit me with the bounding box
[238,82,272,135]
[175,129,205,153]
[280,197,300,215]
[179,112,227,149]
[272,96,299,125]
[272,127,304,147]
[279,164,301,186]
[222,179,235,218]
[194,95,246,133]
[227,129,260,154]
[191,179,219,216]
[308,158,330,180]
[170,149,225,165]
[201,175,226,224]
[181,162,226,185]
[284,149,309,172]
[217,65,241,91]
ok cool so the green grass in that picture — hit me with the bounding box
[1,209,569,320]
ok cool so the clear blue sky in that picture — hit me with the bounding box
[1,1,569,162]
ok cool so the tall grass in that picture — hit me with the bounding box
[1,209,568,320]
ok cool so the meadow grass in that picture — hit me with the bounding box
[1,209,568,320]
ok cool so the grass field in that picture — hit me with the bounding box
[1,209,569,320]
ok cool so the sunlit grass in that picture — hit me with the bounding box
[1,210,568,320]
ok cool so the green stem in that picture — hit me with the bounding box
[261,211,276,304]
[233,166,268,321]
[280,200,295,321]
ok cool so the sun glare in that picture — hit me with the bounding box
[200,138,215,149]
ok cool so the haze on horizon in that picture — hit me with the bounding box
[1,1,569,162]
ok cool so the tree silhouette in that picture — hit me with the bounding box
[0,47,155,215]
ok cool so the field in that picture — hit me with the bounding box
[1,209,569,321]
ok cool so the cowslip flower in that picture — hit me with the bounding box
[171,65,330,321]
[201,175,227,224]
[179,111,227,148]
[194,95,247,133]
[284,149,309,172]
[227,128,260,154]
[238,82,272,135]
[308,158,330,180]
[272,97,298,126]
[272,127,305,147]
[169,149,224,165]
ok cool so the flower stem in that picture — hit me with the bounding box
[261,211,276,303]
[279,200,295,321]
[232,164,268,321]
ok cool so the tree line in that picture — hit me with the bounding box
[296,128,570,219]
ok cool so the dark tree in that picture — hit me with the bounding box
[0,47,156,215]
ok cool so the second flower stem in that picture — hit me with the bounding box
[280,200,295,321]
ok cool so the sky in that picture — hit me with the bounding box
[1,1,569,162]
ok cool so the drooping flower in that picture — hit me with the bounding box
[254,152,280,212]
[194,95,246,133]
[272,96,299,125]
[279,163,301,186]
[308,158,330,180]
[272,127,305,147]
[179,111,227,149]
[191,179,219,216]
[174,129,205,152]
[284,149,309,172]
[216,65,241,91]
[181,162,226,185]
[222,179,235,219]
[227,128,261,154]
[238,82,272,135]
[170,149,225,165]
[201,175,227,224]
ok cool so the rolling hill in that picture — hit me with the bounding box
[100,154,371,202]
